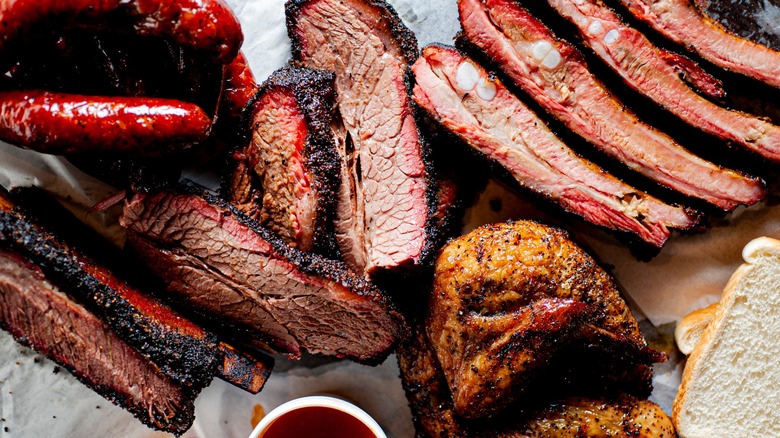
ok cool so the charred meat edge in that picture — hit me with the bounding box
[0,207,220,390]
[123,184,406,365]
[232,65,341,257]
[0,249,196,436]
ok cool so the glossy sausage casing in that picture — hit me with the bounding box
[0,90,212,155]
[0,0,243,63]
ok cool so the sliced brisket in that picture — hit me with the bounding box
[286,0,435,276]
[412,45,698,247]
[229,66,340,256]
[0,249,196,435]
[546,0,780,161]
[618,0,780,88]
[121,188,403,364]
[0,202,219,390]
[457,0,765,211]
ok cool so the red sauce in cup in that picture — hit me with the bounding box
[259,406,377,438]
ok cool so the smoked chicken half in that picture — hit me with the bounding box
[427,221,665,418]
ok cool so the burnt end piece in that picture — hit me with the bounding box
[229,66,341,256]
[0,206,220,391]
[121,185,405,365]
[286,0,439,276]
[218,342,274,394]
[0,249,196,436]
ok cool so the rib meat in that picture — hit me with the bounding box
[0,249,196,435]
[618,0,780,88]
[458,0,765,210]
[412,45,698,247]
[428,221,664,418]
[397,320,677,437]
[546,0,780,161]
[229,66,340,256]
[121,187,403,364]
[286,0,435,275]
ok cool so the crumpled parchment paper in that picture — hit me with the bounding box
[1,0,779,436]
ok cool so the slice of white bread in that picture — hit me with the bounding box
[675,303,717,355]
[674,237,780,437]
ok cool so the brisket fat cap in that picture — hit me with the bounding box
[121,188,405,365]
[229,66,341,257]
[0,249,196,436]
[286,0,437,276]
[0,205,221,391]
[411,44,699,248]
[428,221,664,419]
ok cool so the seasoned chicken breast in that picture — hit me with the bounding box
[427,221,665,418]
[397,320,676,437]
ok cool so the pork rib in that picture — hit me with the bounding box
[545,0,780,161]
[413,45,698,247]
[0,249,196,435]
[229,66,340,256]
[121,187,403,364]
[458,0,765,210]
[617,0,780,88]
[286,0,435,276]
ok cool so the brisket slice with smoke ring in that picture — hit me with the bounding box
[0,205,220,390]
[412,45,699,247]
[457,0,765,211]
[545,0,780,161]
[121,188,403,364]
[0,249,196,436]
[286,0,436,276]
[229,66,340,256]
[618,0,780,89]
[4,186,273,394]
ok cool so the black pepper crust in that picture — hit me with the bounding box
[179,182,408,364]
[286,0,442,272]
[0,206,220,391]
[0,315,197,437]
[231,65,342,257]
[285,0,420,72]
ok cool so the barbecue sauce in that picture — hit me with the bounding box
[259,406,376,438]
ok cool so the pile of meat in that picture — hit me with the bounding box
[1,0,780,434]
[397,221,676,436]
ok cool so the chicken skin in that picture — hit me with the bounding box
[427,221,665,418]
[397,320,676,437]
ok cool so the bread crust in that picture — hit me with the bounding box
[672,237,780,435]
[674,302,717,355]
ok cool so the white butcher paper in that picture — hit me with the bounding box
[0,0,778,436]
